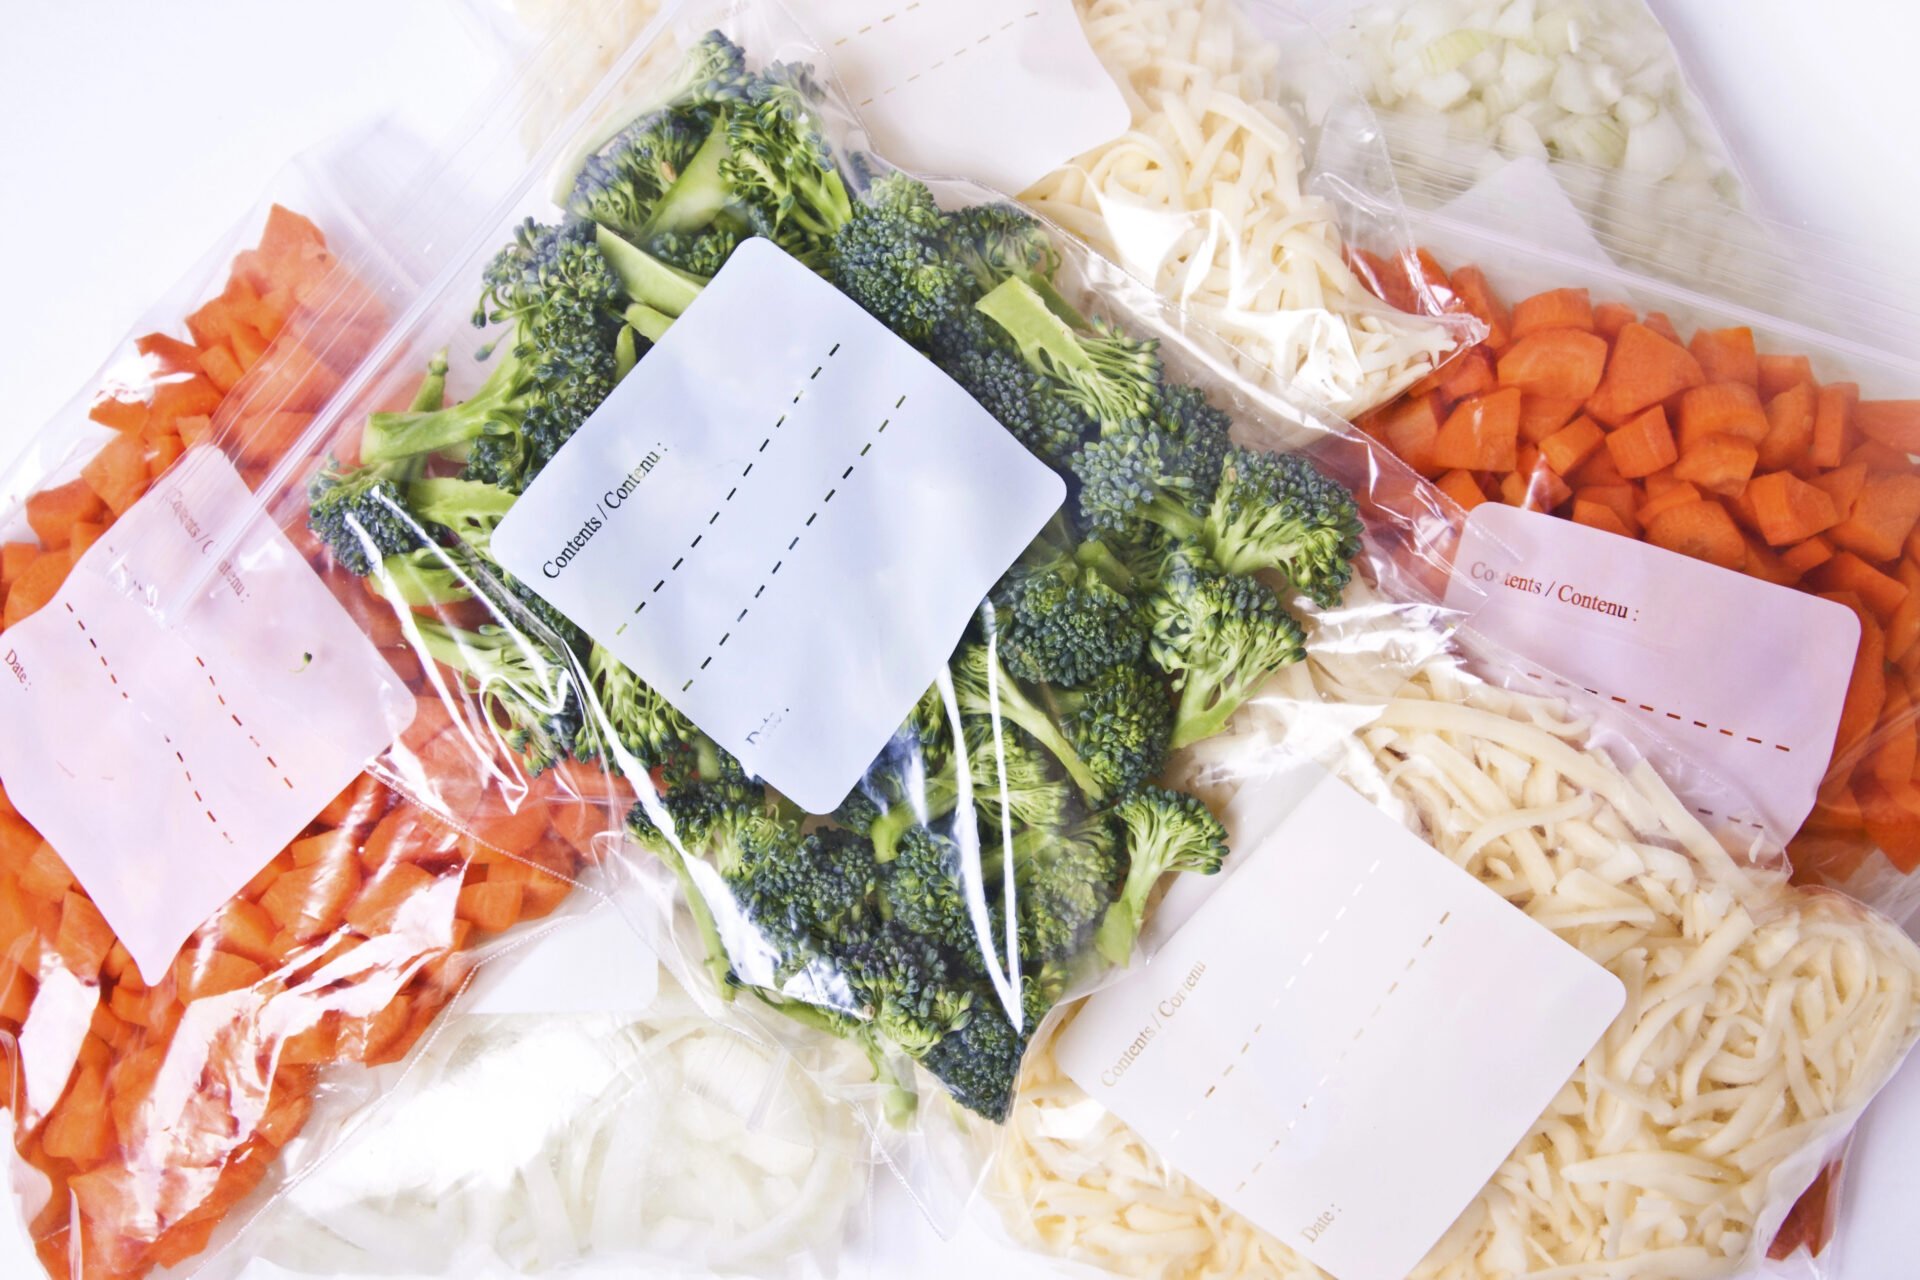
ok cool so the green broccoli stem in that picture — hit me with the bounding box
[976,662,1105,803]
[410,347,451,412]
[1172,682,1239,752]
[1094,895,1146,967]
[1075,540,1136,592]
[977,277,1099,381]
[362,346,526,464]
[596,224,707,317]
[370,552,471,610]
[641,124,733,237]
[625,303,677,344]
[614,326,639,380]
[756,995,920,1126]
[657,839,738,999]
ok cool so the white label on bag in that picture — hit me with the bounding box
[1445,505,1858,840]
[789,0,1130,195]
[492,238,1064,814]
[0,449,412,984]
[1057,767,1622,1280]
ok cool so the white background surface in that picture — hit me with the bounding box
[2,2,1918,1278]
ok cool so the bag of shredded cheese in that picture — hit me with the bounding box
[982,603,1920,1280]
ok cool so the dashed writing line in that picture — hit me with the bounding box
[1533,670,1791,753]
[848,5,1044,106]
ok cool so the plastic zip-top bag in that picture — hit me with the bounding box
[257,0,1472,1234]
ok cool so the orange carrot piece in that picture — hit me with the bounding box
[1448,266,1510,348]
[456,880,524,934]
[1813,462,1870,521]
[1497,328,1609,400]
[1576,484,1641,533]
[1377,394,1443,477]
[1,542,36,587]
[1757,380,1817,471]
[1645,499,1746,569]
[1758,353,1815,400]
[1781,536,1835,577]
[1747,472,1842,546]
[53,891,115,978]
[25,479,107,550]
[3,548,74,629]
[1812,382,1859,468]
[68,521,105,557]
[1855,400,1920,453]
[202,899,278,966]
[1513,463,1572,513]
[1510,288,1594,340]
[146,432,184,480]
[1743,535,1799,586]
[1572,499,1634,539]
[1436,469,1487,512]
[175,948,267,1002]
[1643,312,1683,344]
[1604,405,1680,479]
[80,432,150,517]
[1432,387,1522,472]
[1437,347,1497,402]
[1539,416,1605,475]
[88,391,150,433]
[1587,323,1705,425]
[1677,382,1770,450]
[1673,434,1760,497]
[196,342,245,394]
[41,1061,112,1164]
[1829,474,1920,563]
[1517,395,1585,443]
[345,862,440,935]
[1817,552,1910,622]
[1886,561,1920,664]
[147,374,224,429]
[1688,327,1759,387]
[259,857,362,939]
[1568,447,1627,488]
[1847,440,1915,473]
[1591,301,1635,341]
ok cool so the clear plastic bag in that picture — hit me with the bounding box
[984,602,1920,1280]
[251,0,1471,1236]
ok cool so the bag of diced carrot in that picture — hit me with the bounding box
[0,150,635,1278]
[1343,152,1920,1274]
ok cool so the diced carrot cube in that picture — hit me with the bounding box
[1373,394,1443,477]
[1,543,37,588]
[80,432,151,516]
[1643,312,1683,345]
[1781,536,1835,577]
[1812,383,1859,468]
[1758,353,1815,400]
[1539,416,1605,475]
[1435,469,1487,512]
[456,880,524,934]
[1688,327,1759,387]
[1757,381,1817,471]
[196,342,245,394]
[1855,400,1920,453]
[345,862,442,935]
[26,478,107,550]
[41,1061,112,1163]
[1817,552,1911,622]
[1588,324,1706,425]
[1604,405,1680,479]
[1510,288,1594,340]
[1568,447,1626,487]
[88,391,150,433]
[201,898,279,966]
[1677,382,1769,450]
[1748,472,1843,546]
[1638,481,1702,525]
[1448,266,1510,348]
[1591,301,1636,341]
[259,857,362,939]
[1497,328,1609,400]
[1829,474,1920,564]
[1575,484,1640,534]
[1517,395,1584,444]
[3,547,75,629]
[1572,499,1634,539]
[1813,463,1870,521]
[1645,499,1746,570]
[1432,387,1522,472]
[54,891,115,978]
[1743,535,1798,586]
[1673,434,1760,497]
[174,948,266,1002]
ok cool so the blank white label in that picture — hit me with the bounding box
[492,238,1064,813]
[1057,768,1623,1280]
[0,449,413,984]
[791,0,1130,195]
[1446,505,1858,841]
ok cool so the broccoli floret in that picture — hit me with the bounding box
[709,61,855,266]
[578,643,720,782]
[1147,552,1307,748]
[307,457,421,575]
[649,223,742,277]
[567,110,712,243]
[838,921,973,1058]
[940,345,1094,467]
[952,647,1170,802]
[877,825,974,955]
[414,617,581,776]
[830,172,969,342]
[1007,812,1119,966]
[1095,787,1228,964]
[1202,448,1363,609]
[976,276,1161,427]
[952,643,1103,801]
[403,476,518,555]
[1072,422,1217,542]
[944,202,1058,295]
[730,826,878,965]
[993,558,1145,688]
[920,990,1020,1122]
[863,728,1073,860]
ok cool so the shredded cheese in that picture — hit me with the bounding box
[992,621,1920,1280]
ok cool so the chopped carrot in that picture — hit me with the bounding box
[1437,347,1497,401]
[1643,312,1683,345]
[1757,380,1817,471]
[1813,462,1869,521]
[1591,301,1635,341]
[3,548,74,629]
[1677,382,1770,450]
[175,949,267,1003]
[1847,440,1914,473]
[69,521,105,557]
[1886,562,1920,665]
[1572,499,1634,539]
[1539,416,1605,475]
[1743,535,1798,586]
[1758,353,1815,400]
[1,543,37,587]
[1575,484,1640,534]
[80,431,151,517]
[345,862,441,935]
[1829,474,1920,563]
[1501,463,1571,513]
[1517,395,1585,443]
[1747,472,1842,546]
[1448,266,1510,348]
[42,1062,112,1164]
[25,478,107,550]
[178,413,215,450]
[1375,394,1443,477]
[456,880,524,934]
[88,391,150,433]
[259,857,362,939]
[1688,326,1759,387]
[1604,405,1679,479]
[1510,288,1594,339]
[147,374,224,429]
[202,899,279,966]
[1431,387,1521,472]
[1811,383,1859,468]
[1496,328,1609,399]
[197,342,245,394]
[53,892,115,978]
[1855,400,1920,453]
[1781,536,1836,577]
[1828,596,1887,769]
[1673,434,1759,497]
[1568,447,1626,487]
[1587,323,1705,425]
[1644,499,1745,569]
[1817,552,1911,622]
[1435,469,1487,512]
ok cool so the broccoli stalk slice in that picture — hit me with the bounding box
[953,646,1104,802]
[625,303,678,345]
[614,326,640,380]
[369,550,472,610]
[627,798,739,998]
[975,278,1160,426]
[405,476,518,554]
[413,617,579,775]
[410,347,450,412]
[361,343,530,464]
[1095,788,1228,965]
[639,123,734,238]
[595,224,707,318]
